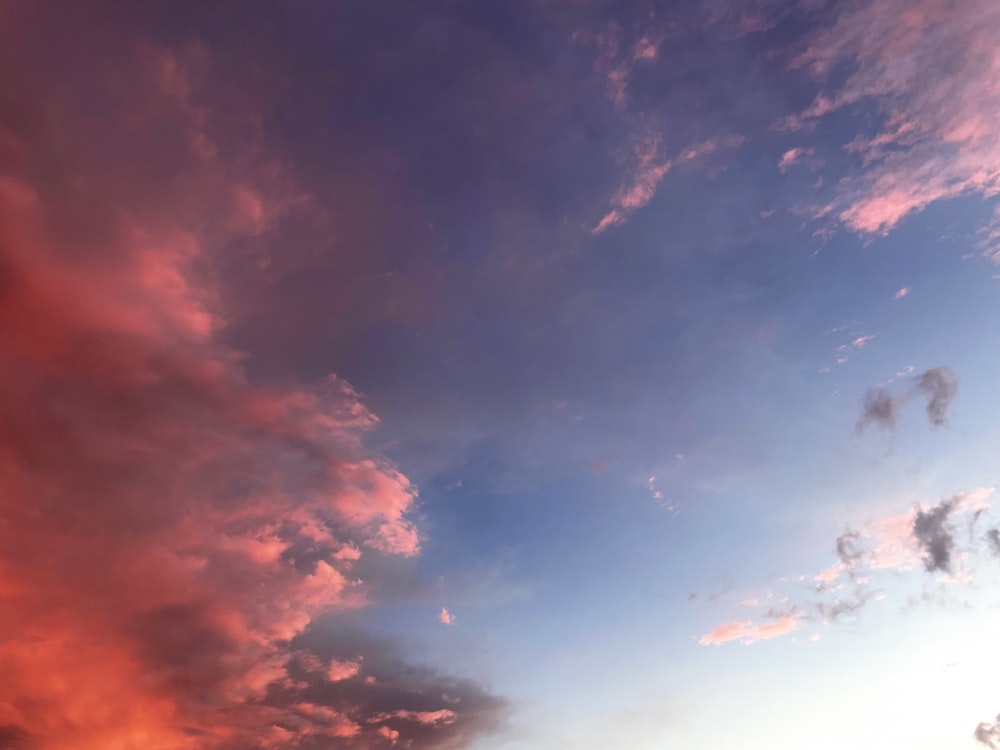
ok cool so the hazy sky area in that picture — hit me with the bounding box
[3,1,1000,748]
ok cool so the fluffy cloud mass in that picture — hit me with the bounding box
[0,9,500,750]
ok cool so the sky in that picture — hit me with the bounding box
[2,0,1000,748]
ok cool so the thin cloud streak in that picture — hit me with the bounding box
[698,614,802,646]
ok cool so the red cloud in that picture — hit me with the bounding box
[0,14,499,748]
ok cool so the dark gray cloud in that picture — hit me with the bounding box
[916,366,959,427]
[856,367,958,433]
[975,714,1000,748]
[913,497,960,574]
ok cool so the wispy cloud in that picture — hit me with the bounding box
[440,607,457,626]
[834,333,877,365]
[893,286,911,300]
[782,0,1000,245]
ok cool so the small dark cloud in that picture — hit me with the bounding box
[835,529,863,567]
[986,528,1000,557]
[913,497,959,574]
[974,714,1000,748]
[856,367,958,433]
[855,388,901,433]
[916,366,959,427]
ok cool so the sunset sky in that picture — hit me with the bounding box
[3,1,1000,748]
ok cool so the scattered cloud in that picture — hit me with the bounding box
[834,333,876,365]
[440,607,457,626]
[647,475,679,513]
[705,488,997,643]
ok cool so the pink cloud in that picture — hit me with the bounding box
[594,135,742,233]
[834,332,876,364]
[378,725,401,743]
[777,147,815,173]
[813,563,844,585]
[698,614,802,646]
[633,35,661,61]
[893,286,911,300]
[327,659,362,682]
[440,607,457,625]
[785,0,1000,245]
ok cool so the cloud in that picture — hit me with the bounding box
[327,659,363,682]
[739,488,998,635]
[834,333,876,365]
[777,147,816,173]
[975,715,1000,748]
[916,366,959,427]
[592,133,672,232]
[856,387,901,433]
[0,13,502,749]
[573,19,745,234]
[698,614,802,646]
[783,0,1000,245]
[987,528,1000,557]
[913,498,960,573]
[856,367,959,432]
[893,287,911,300]
[440,608,456,626]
